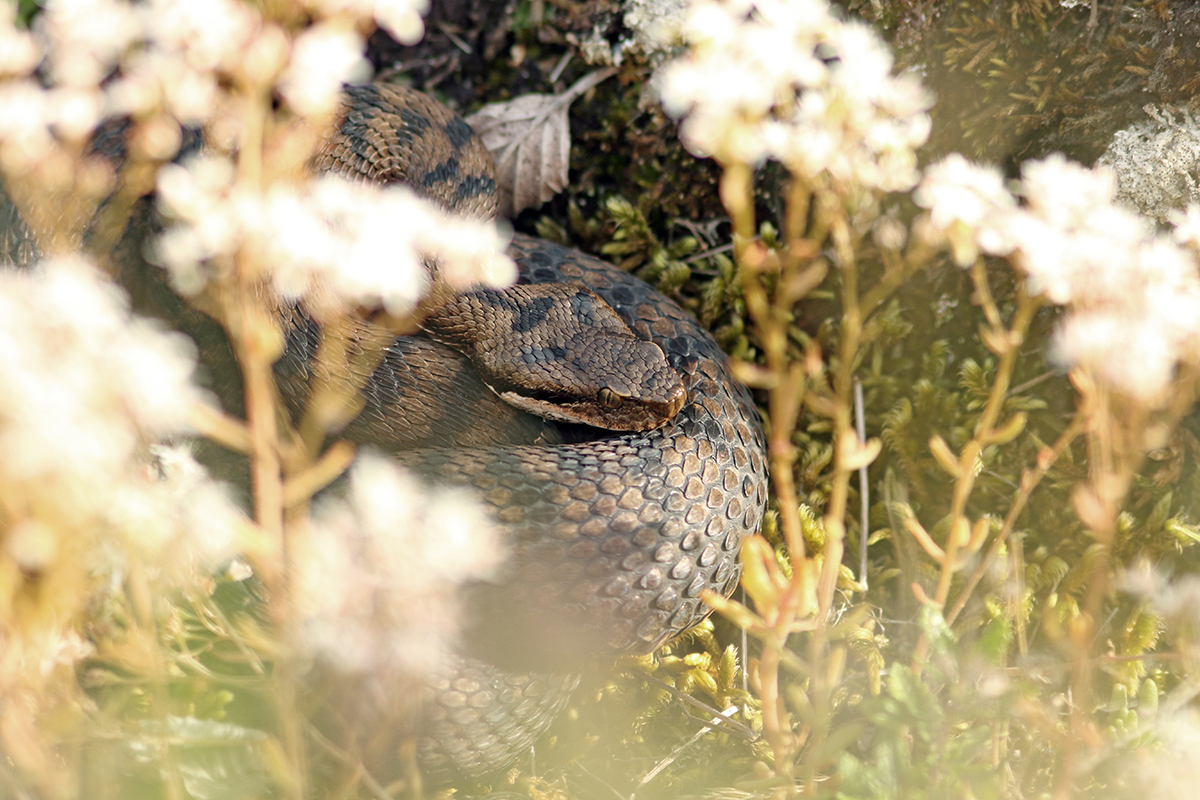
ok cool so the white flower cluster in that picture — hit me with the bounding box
[154,157,517,314]
[2,0,513,316]
[0,258,239,575]
[1,0,252,170]
[913,153,1016,267]
[0,0,429,173]
[659,0,931,192]
[278,24,370,119]
[292,452,504,676]
[917,153,1200,403]
[278,0,430,117]
[305,0,428,45]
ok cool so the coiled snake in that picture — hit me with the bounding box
[289,84,770,784]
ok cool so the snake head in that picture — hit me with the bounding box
[423,284,686,431]
[493,331,686,430]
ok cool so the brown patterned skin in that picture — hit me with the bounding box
[424,283,686,430]
[415,657,580,785]
[311,83,685,434]
[297,84,770,784]
[419,233,769,671]
[313,83,498,222]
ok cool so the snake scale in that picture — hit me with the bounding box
[291,82,771,784]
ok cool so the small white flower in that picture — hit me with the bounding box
[1053,311,1173,402]
[143,0,257,75]
[0,256,206,532]
[153,154,248,291]
[38,0,142,89]
[915,154,1017,265]
[997,155,1200,402]
[1170,204,1200,252]
[302,0,428,45]
[660,0,930,191]
[368,0,429,44]
[0,80,56,170]
[254,176,514,315]
[278,23,370,119]
[0,1,41,76]
[1020,154,1119,229]
[46,85,104,141]
[295,452,505,676]
[155,158,516,312]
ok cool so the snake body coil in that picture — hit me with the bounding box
[299,84,770,783]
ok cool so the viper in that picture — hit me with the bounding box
[280,83,770,784]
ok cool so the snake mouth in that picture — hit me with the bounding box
[496,387,679,431]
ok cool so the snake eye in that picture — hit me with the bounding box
[598,387,623,408]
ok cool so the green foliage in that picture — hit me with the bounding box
[602,195,699,295]
[15,0,38,25]
[835,611,1005,800]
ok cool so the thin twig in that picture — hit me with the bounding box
[630,708,743,800]
[855,378,869,590]
[434,21,472,54]
[282,440,357,507]
[636,672,757,740]
[304,721,396,800]
[188,401,251,453]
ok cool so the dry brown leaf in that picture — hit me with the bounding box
[466,68,617,217]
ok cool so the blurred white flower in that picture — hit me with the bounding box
[0,257,241,590]
[1,0,261,171]
[1134,710,1200,799]
[0,1,40,77]
[156,163,517,314]
[46,85,104,141]
[307,0,429,45]
[110,443,244,569]
[142,0,256,76]
[0,258,203,518]
[1010,157,1176,301]
[153,153,246,293]
[1017,157,1200,401]
[1170,204,1200,252]
[294,451,504,676]
[926,151,1200,404]
[1054,307,1185,405]
[262,176,516,312]
[1019,154,1118,230]
[89,0,252,130]
[915,154,1017,265]
[37,0,141,89]
[0,80,57,170]
[278,23,370,119]
[660,0,930,191]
